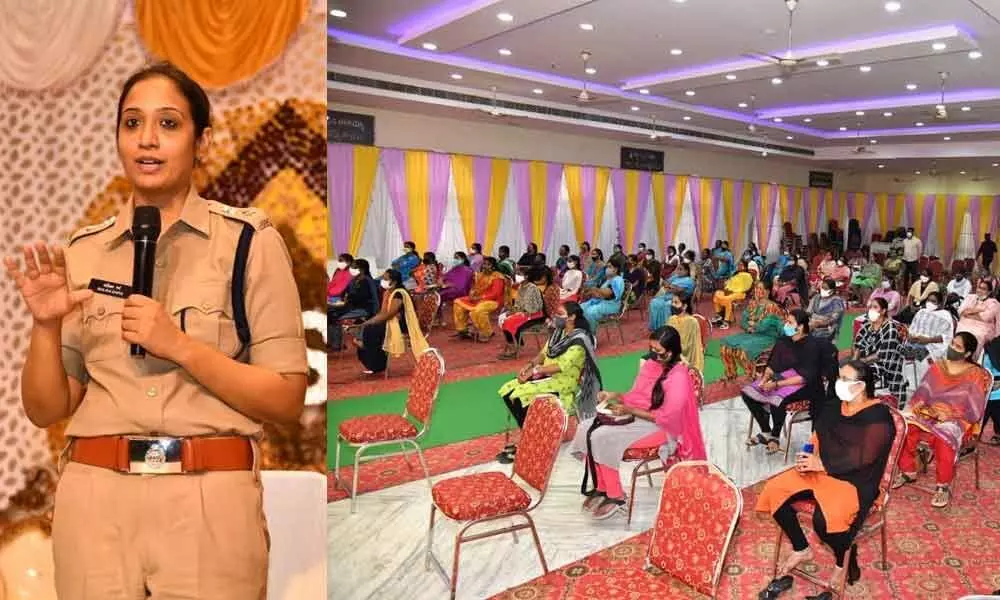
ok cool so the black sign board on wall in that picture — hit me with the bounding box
[808,170,834,189]
[329,110,375,145]
[620,146,665,172]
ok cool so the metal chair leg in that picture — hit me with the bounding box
[451,530,462,600]
[334,435,343,490]
[525,514,550,574]
[350,445,365,514]
[425,504,436,570]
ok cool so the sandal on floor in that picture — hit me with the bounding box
[591,497,627,520]
[805,592,833,600]
[757,575,794,600]
[746,433,770,447]
[496,445,517,464]
[931,485,951,508]
[891,472,917,489]
[582,491,606,512]
[989,434,1000,446]
[765,437,782,454]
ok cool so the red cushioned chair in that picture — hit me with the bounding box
[645,462,743,599]
[770,406,907,597]
[425,394,567,600]
[693,313,712,362]
[334,348,445,513]
[623,366,704,529]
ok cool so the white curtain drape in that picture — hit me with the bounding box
[0,0,123,91]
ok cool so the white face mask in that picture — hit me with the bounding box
[337,261,348,270]
[925,302,938,312]
[867,309,881,321]
[920,275,929,283]
[835,380,861,402]
[820,289,833,298]
[568,262,578,269]
[881,281,891,289]
[381,279,391,290]
[348,268,361,277]
[515,274,525,284]
[907,232,913,238]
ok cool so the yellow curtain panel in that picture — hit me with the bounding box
[350,145,379,255]
[452,155,510,252]
[135,0,307,89]
[778,185,802,228]
[722,179,754,252]
[651,173,687,250]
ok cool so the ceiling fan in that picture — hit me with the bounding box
[744,0,842,74]
[849,121,877,155]
[566,50,619,106]
[916,72,973,122]
[475,86,508,118]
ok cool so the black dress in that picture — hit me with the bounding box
[357,291,410,374]
[328,277,378,350]
[741,334,826,437]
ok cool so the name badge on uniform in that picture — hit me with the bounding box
[88,278,132,299]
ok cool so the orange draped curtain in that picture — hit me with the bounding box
[135,0,308,89]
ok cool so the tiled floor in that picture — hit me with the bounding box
[327,396,811,600]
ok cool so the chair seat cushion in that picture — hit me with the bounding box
[339,414,418,444]
[785,400,810,413]
[432,471,532,521]
[622,446,660,461]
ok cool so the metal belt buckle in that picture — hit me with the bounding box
[126,436,183,474]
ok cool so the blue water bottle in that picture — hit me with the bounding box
[802,442,815,454]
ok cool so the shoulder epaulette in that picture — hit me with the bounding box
[68,216,116,245]
[207,201,272,231]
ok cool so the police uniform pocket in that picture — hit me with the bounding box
[80,295,127,362]
[171,283,241,357]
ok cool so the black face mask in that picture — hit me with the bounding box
[946,347,967,362]
[670,305,683,315]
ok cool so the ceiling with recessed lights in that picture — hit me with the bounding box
[329,0,1000,171]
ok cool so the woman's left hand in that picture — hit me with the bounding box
[795,452,824,473]
[121,294,186,361]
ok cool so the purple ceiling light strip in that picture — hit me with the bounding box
[330,28,819,136]
[390,0,506,45]
[621,24,970,90]
[826,122,1000,138]
[758,89,1000,119]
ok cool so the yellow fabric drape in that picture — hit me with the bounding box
[778,185,802,228]
[910,194,933,243]
[802,188,824,235]
[484,160,510,253]
[873,192,905,231]
[452,155,478,247]
[622,170,644,251]
[692,177,720,250]
[528,161,551,245]
[973,195,996,242]
[652,173,687,249]
[383,288,429,358]
[564,165,610,244]
[756,183,777,252]
[404,151,432,252]
[349,145,379,255]
[135,0,307,89]
[823,190,843,225]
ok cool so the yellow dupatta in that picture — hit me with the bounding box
[382,288,429,358]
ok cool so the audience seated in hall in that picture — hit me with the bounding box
[439,252,475,303]
[711,259,754,330]
[667,292,704,372]
[900,290,954,384]
[580,256,626,331]
[648,261,695,332]
[453,257,507,342]
[853,297,906,398]
[328,252,354,302]
[720,282,785,380]
[956,279,1000,356]
[806,278,846,341]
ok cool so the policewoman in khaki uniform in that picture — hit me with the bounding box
[4,64,307,599]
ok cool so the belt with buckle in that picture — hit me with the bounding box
[69,435,254,475]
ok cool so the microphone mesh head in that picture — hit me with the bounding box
[132,206,161,240]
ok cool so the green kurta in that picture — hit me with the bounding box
[498,344,585,413]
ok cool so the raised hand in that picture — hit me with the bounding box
[4,243,92,326]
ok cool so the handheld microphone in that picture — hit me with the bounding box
[130,206,161,357]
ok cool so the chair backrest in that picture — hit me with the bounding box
[615,282,634,318]
[693,313,710,348]
[688,365,705,407]
[873,406,908,513]
[405,348,445,427]
[892,320,909,344]
[513,394,567,494]
[646,462,742,598]
[541,283,562,317]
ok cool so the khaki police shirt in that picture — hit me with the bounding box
[61,188,308,437]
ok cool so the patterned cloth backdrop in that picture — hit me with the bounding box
[0,7,327,523]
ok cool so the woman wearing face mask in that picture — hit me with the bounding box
[328,259,378,351]
[648,262,695,332]
[667,292,704,372]
[807,278,846,340]
[742,309,825,454]
[328,252,354,302]
[355,269,428,375]
[900,291,954,384]
[467,243,484,273]
[453,257,507,342]
[946,269,972,300]
[556,244,572,274]
[868,276,901,317]
[438,252,474,303]
[560,255,584,301]
[849,258,882,307]
[583,248,607,288]
[756,360,896,599]
[412,251,442,294]
[498,266,554,359]
[774,253,807,309]
[699,249,717,295]
[580,256,628,331]
[643,249,661,290]
[571,326,706,520]
[893,332,990,508]
[956,279,1000,355]
[662,245,680,276]
[720,283,785,380]
[896,268,938,324]
[391,241,420,288]
[852,297,906,398]
[496,301,601,463]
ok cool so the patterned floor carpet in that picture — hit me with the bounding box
[490,445,1000,599]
